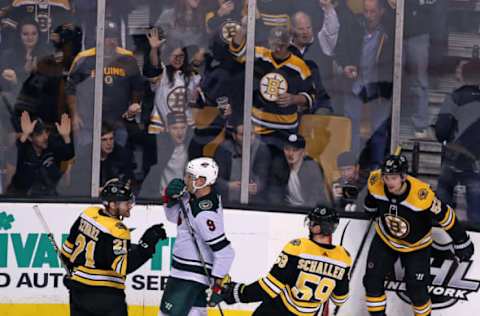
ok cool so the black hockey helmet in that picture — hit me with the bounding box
[306,205,339,236]
[100,179,134,203]
[381,154,408,176]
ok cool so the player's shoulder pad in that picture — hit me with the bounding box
[115,47,135,57]
[404,175,434,211]
[335,245,353,267]
[83,207,131,240]
[282,237,308,256]
[367,169,385,196]
[190,193,220,218]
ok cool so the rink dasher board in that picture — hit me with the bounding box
[0,203,479,316]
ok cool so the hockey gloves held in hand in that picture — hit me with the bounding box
[139,224,167,253]
[162,178,186,207]
[220,281,245,305]
[454,235,474,261]
[206,275,231,306]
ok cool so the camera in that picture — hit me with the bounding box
[342,183,359,200]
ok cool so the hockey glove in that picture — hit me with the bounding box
[220,281,245,305]
[206,275,231,306]
[454,235,474,261]
[162,178,186,207]
[139,224,167,253]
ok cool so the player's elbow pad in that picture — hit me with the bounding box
[211,244,235,279]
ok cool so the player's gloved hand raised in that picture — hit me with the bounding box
[139,224,167,253]
[220,281,245,305]
[162,178,186,207]
[454,235,474,261]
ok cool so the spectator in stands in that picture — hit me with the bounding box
[268,134,329,208]
[336,0,393,171]
[332,150,367,211]
[0,0,74,48]
[66,20,144,147]
[140,112,191,199]
[434,60,480,224]
[154,0,207,48]
[145,30,201,134]
[7,111,74,196]
[0,20,49,94]
[214,120,271,204]
[385,0,443,139]
[229,25,315,156]
[289,11,332,114]
[100,122,134,189]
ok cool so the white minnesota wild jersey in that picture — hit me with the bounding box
[164,191,235,285]
[148,68,201,133]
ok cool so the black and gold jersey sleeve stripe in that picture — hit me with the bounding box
[111,254,127,276]
[71,266,126,290]
[61,240,74,259]
[331,293,349,306]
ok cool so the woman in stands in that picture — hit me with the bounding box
[0,20,49,92]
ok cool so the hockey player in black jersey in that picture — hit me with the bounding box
[363,155,474,316]
[61,179,167,316]
[218,205,352,316]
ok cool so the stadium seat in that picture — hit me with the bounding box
[299,115,352,194]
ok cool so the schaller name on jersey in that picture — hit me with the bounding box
[297,259,346,281]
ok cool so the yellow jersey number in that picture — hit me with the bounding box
[292,271,336,303]
[70,233,96,268]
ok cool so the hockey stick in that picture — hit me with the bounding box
[33,205,71,277]
[333,217,374,316]
[177,195,225,316]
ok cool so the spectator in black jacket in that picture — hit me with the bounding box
[434,60,480,224]
[214,120,271,204]
[100,122,134,190]
[8,111,74,196]
[268,134,329,208]
[139,112,191,199]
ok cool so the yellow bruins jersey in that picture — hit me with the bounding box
[240,238,351,316]
[229,42,315,135]
[61,207,131,290]
[365,170,468,252]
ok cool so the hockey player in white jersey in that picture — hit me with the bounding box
[159,157,235,316]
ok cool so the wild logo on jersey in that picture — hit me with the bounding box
[260,73,288,102]
[221,20,241,44]
[167,87,187,112]
[385,240,480,310]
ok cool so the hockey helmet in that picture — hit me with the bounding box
[100,178,134,203]
[306,205,339,236]
[381,154,408,176]
[185,157,219,191]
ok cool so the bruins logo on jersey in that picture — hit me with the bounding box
[418,188,429,200]
[369,174,379,186]
[384,214,410,238]
[260,73,288,102]
[221,20,241,44]
[167,86,187,111]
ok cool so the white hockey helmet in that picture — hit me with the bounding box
[185,157,219,191]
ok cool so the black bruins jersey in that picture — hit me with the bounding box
[229,42,315,135]
[365,170,468,252]
[239,238,351,316]
[66,47,144,122]
[61,207,131,290]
